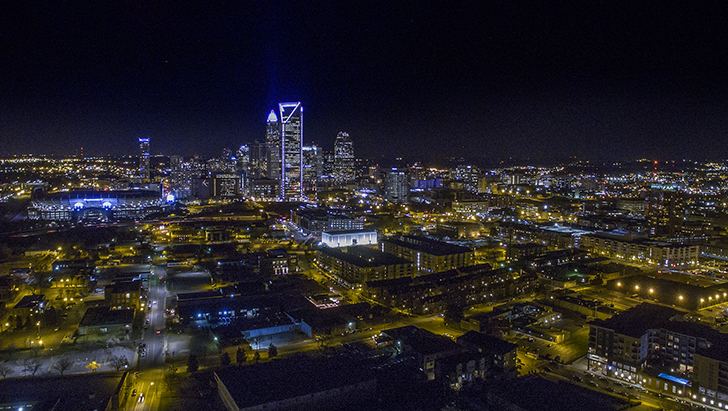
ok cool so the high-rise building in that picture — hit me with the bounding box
[646,189,684,236]
[385,168,409,204]
[266,110,281,186]
[248,140,268,180]
[334,132,354,182]
[302,145,323,190]
[322,150,335,177]
[278,102,303,200]
[138,137,150,180]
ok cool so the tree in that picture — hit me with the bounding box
[0,362,12,378]
[236,347,246,365]
[187,354,199,372]
[43,307,60,327]
[253,351,261,363]
[28,270,51,295]
[163,366,179,390]
[268,344,278,358]
[443,299,465,326]
[23,359,42,376]
[220,351,231,366]
[52,357,74,375]
[108,355,128,371]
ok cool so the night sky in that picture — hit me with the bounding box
[2,1,728,161]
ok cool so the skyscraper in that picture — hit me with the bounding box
[278,102,303,200]
[302,145,323,192]
[138,137,150,180]
[385,168,409,204]
[266,110,281,185]
[248,140,268,180]
[334,131,354,183]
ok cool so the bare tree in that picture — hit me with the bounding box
[108,355,129,371]
[52,357,74,375]
[0,362,13,378]
[23,359,42,376]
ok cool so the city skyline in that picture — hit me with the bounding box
[2,3,728,161]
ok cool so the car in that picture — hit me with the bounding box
[138,393,144,403]
[131,389,137,396]
[156,329,161,334]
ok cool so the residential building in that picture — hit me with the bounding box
[316,246,414,287]
[382,235,474,274]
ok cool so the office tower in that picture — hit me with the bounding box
[170,155,182,171]
[138,137,150,180]
[322,150,335,177]
[302,145,323,191]
[278,102,303,200]
[236,145,250,172]
[248,140,268,180]
[646,189,684,236]
[453,165,480,192]
[266,110,281,188]
[385,168,409,204]
[333,131,354,183]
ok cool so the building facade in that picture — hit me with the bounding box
[382,235,475,274]
[385,168,409,204]
[580,232,698,267]
[316,246,414,286]
[279,102,303,200]
[333,132,354,183]
[138,137,150,180]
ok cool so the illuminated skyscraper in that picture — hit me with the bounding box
[138,137,150,180]
[278,102,303,200]
[302,145,323,192]
[334,131,354,182]
[385,168,409,204]
[266,110,281,184]
[248,140,268,180]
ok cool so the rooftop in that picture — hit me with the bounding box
[382,325,462,357]
[457,331,518,355]
[79,307,134,327]
[386,235,472,256]
[589,303,680,338]
[319,246,411,267]
[13,294,46,309]
[107,280,140,294]
[214,356,375,409]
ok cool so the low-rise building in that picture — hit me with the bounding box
[214,356,376,411]
[105,281,142,310]
[316,246,414,287]
[321,229,377,248]
[78,306,134,337]
[364,264,537,315]
[457,331,518,373]
[381,326,464,380]
[588,303,726,385]
[381,235,474,274]
[580,230,699,267]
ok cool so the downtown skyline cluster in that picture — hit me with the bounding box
[3,2,728,160]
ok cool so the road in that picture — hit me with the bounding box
[125,368,164,411]
[124,265,168,411]
[138,265,168,369]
